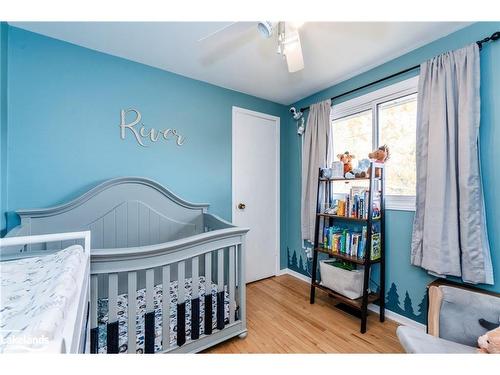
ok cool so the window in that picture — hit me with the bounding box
[332,110,372,164]
[379,94,417,196]
[330,76,418,210]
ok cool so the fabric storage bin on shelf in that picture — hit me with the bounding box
[319,260,365,299]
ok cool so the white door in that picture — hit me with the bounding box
[232,107,279,283]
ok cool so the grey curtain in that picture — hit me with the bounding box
[411,43,494,285]
[301,99,331,244]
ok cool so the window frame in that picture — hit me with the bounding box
[330,76,419,211]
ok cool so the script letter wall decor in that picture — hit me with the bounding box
[120,109,185,147]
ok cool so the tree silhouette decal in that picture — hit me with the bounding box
[404,291,415,316]
[287,247,309,276]
[386,282,403,314]
[298,255,304,274]
[291,250,298,270]
[383,282,426,323]
[415,293,428,324]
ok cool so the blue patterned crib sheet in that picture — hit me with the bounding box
[97,276,229,353]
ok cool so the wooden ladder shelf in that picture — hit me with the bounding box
[309,161,386,333]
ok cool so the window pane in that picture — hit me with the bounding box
[331,110,372,166]
[379,94,417,196]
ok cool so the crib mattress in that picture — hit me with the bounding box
[97,276,229,353]
[0,245,87,353]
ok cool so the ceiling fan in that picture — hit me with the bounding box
[198,21,305,73]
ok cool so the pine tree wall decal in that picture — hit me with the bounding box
[403,291,415,316]
[286,248,309,276]
[386,282,404,315]
[384,283,422,321]
[298,254,305,274]
[416,293,428,324]
[291,250,298,270]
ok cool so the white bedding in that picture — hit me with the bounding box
[0,245,86,353]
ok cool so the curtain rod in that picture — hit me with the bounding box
[299,31,500,113]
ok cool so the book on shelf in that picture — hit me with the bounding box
[323,186,380,220]
[359,226,367,258]
[370,233,381,261]
[322,225,380,260]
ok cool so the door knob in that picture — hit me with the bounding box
[238,203,246,210]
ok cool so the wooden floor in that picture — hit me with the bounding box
[205,274,404,353]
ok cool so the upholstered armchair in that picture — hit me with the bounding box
[397,280,500,353]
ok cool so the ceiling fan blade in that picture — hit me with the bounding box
[197,22,259,66]
[197,22,254,43]
[284,31,304,73]
[197,22,238,43]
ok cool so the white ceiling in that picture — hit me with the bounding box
[12,22,471,105]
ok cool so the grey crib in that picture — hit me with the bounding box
[4,177,249,353]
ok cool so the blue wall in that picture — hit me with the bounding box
[0,22,8,235]
[282,22,500,323]
[1,26,287,232]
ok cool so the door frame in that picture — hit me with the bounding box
[231,106,281,279]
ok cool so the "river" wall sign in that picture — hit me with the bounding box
[120,108,185,147]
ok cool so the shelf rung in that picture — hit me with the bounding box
[319,177,380,182]
[312,282,380,309]
[317,213,381,222]
[313,247,381,264]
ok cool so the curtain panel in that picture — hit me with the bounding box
[411,43,494,285]
[301,99,331,244]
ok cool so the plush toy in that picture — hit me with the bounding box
[352,158,371,178]
[478,319,500,354]
[337,151,355,177]
[320,167,333,179]
[368,145,390,177]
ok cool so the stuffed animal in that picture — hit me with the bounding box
[367,145,390,177]
[352,158,371,178]
[478,319,500,354]
[337,151,355,177]
[320,167,333,179]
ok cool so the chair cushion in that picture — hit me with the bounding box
[397,326,477,354]
[439,286,500,347]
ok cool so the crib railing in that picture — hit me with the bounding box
[89,223,247,354]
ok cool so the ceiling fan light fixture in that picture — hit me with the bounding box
[283,30,304,73]
[283,30,301,54]
[289,21,305,29]
[257,21,273,39]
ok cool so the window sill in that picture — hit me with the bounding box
[386,195,415,212]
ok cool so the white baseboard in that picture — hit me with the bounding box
[277,267,311,283]
[277,268,426,331]
[370,305,425,330]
